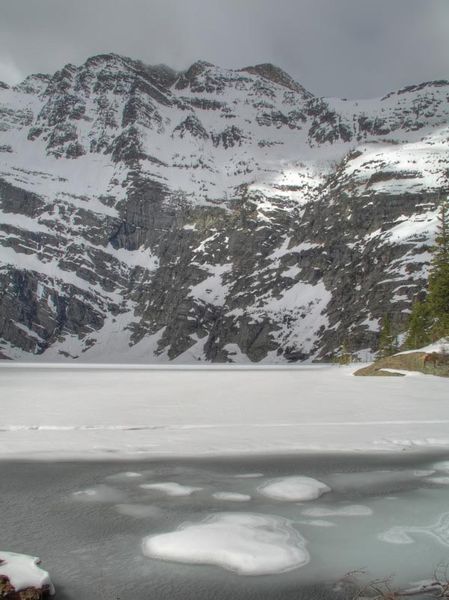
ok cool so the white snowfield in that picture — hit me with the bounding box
[0,364,449,460]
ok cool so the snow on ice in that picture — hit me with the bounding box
[140,482,202,496]
[258,476,330,502]
[1,364,449,459]
[142,513,309,575]
[212,492,252,502]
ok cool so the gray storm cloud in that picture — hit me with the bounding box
[0,0,448,98]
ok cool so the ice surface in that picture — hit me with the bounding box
[115,504,163,518]
[235,473,264,479]
[212,492,251,502]
[140,482,202,496]
[301,505,373,517]
[378,512,449,548]
[3,454,449,598]
[72,484,125,503]
[142,513,309,575]
[258,476,330,501]
[2,365,449,459]
[0,551,55,594]
[378,530,415,544]
[325,469,432,493]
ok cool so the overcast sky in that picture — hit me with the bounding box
[1,0,448,98]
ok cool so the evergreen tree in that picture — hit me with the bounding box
[403,300,432,350]
[338,340,352,364]
[427,196,449,338]
[377,314,398,358]
[332,339,356,365]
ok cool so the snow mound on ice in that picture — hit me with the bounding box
[107,471,143,480]
[432,461,449,472]
[300,519,335,527]
[140,482,202,496]
[212,492,251,502]
[72,484,125,502]
[142,513,309,575]
[427,476,449,485]
[258,476,330,501]
[0,551,55,595]
[302,504,372,517]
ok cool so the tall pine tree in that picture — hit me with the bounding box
[403,300,432,349]
[427,196,449,338]
[377,314,398,358]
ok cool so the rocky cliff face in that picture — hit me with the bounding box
[0,54,448,362]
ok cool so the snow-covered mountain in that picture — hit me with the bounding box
[0,53,448,362]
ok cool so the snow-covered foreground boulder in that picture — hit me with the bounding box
[0,552,55,598]
[143,513,309,575]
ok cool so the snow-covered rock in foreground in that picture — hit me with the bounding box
[142,513,309,575]
[0,552,55,598]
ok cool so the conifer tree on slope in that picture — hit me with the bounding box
[377,314,398,358]
[403,300,432,349]
[427,196,449,339]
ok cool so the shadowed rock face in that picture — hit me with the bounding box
[0,54,448,362]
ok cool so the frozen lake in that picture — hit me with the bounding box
[2,453,449,600]
[1,365,449,598]
[1,364,449,458]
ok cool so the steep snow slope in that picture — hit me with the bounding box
[0,54,448,362]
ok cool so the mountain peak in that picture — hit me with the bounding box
[182,60,216,79]
[241,63,312,97]
[174,60,220,91]
[84,52,132,68]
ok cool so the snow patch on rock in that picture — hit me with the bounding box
[0,551,55,595]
